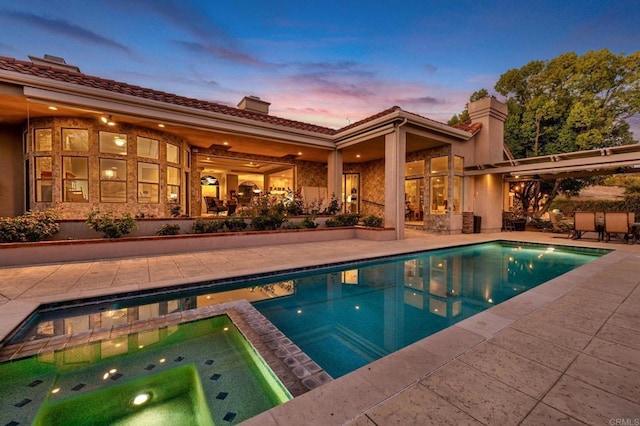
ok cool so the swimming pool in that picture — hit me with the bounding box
[1,241,607,421]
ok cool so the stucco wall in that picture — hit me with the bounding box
[0,125,23,217]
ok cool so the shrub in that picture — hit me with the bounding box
[223,217,247,232]
[169,204,182,217]
[285,190,304,216]
[0,209,60,243]
[325,213,361,227]
[324,193,341,215]
[283,220,304,229]
[156,224,181,236]
[86,210,138,238]
[251,213,284,231]
[301,216,318,228]
[192,218,223,234]
[362,215,383,228]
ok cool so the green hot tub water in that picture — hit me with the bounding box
[0,315,291,425]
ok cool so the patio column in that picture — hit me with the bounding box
[384,125,407,240]
[327,150,343,204]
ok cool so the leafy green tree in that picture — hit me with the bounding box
[496,49,639,157]
[496,49,640,217]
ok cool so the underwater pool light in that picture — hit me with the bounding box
[131,392,151,406]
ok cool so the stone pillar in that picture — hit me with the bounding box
[384,126,406,240]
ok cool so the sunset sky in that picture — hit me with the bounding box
[0,0,638,130]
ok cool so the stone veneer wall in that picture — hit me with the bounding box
[345,159,385,218]
[296,160,328,190]
[27,117,189,219]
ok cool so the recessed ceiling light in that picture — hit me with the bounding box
[356,154,361,158]
[48,106,58,110]
[297,152,302,155]
[223,141,229,145]
[158,123,165,128]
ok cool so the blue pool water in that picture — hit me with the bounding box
[253,241,605,377]
[5,241,606,381]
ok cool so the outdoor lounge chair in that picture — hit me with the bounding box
[571,211,597,240]
[604,212,633,242]
[549,212,572,236]
[204,196,228,215]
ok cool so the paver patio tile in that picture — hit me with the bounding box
[565,354,640,404]
[422,359,536,425]
[524,307,606,336]
[584,337,640,373]
[520,402,587,425]
[607,312,640,333]
[542,375,640,424]
[459,341,561,399]
[489,327,579,371]
[357,383,482,425]
[596,323,640,350]
[511,314,593,351]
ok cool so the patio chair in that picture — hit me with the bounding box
[204,196,228,215]
[571,212,597,240]
[549,212,573,236]
[604,212,633,243]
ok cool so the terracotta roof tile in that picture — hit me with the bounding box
[0,55,473,138]
[452,120,482,134]
[0,56,336,135]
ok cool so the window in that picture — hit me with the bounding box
[137,136,159,159]
[453,156,464,214]
[166,144,179,164]
[35,157,52,202]
[63,157,88,202]
[35,129,52,151]
[454,156,464,173]
[405,160,424,178]
[430,156,448,173]
[62,128,89,151]
[430,176,448,214]
[99,131,127,155]
[138,162,159,203]
[453,176,462,214]
[100,158,127,202]
[167,166,180,203]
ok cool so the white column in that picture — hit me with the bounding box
[384,127,406,239]
[327,150,343,203]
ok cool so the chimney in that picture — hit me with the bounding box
[468,96,508,166]
[237,96,270,115]
[28,54,81,73]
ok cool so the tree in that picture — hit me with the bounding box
[495,49,640,217]
[496,49,640,157]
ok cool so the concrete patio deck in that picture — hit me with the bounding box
[1,230,639,425]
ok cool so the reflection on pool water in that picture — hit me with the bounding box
[0,314,291,426]
[1,241,607,422]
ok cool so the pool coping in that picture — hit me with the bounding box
[0,300,332,399]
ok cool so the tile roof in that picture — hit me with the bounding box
[452,120,482,134]
[0,56,336,135]
[0,55,473,138]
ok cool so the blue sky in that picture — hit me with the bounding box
[0,0,639,130]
